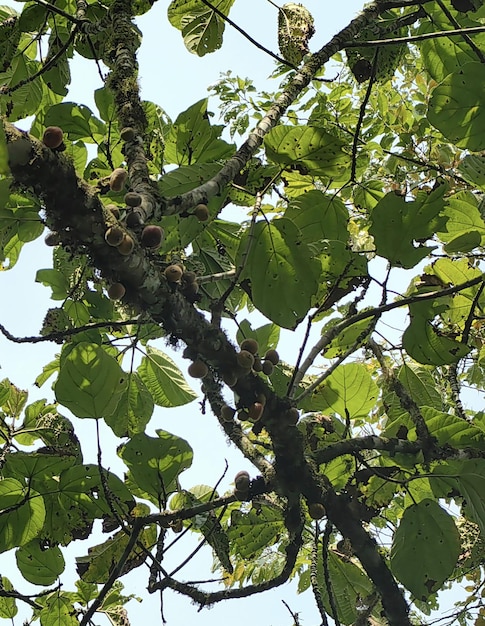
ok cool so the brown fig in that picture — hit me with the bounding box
[165,264,183,282]
[194,203,209,222]
[188,360,208,379]
[308,502,326,520]
[237,350,255,370]
[141,225,164,249]
[125,191,142,207]
[120,126,135,142]
[264,349,280,365]
[221,405,236,422]
[105,225,125,247]
[125,209,144,228]
[262,360,274,376]
[240,338,259,355]
[117,234,135,255]
[234,470,250,492]
[109,168,128,192]
[108,282,126,300]
[44,232,60,247]
[106,204,120,219]
[248,402,264,422]
[42,126,64,149]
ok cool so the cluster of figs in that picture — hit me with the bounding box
[41,125,208,303]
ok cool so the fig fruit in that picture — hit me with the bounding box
[42,126,63,149]
[262,360,274,376]
[248,402,264,422]
[240,338,259,355]
[125,191,142,207]
[117,234,135,255]
[188,360,208,379]
[234,470,250,492]
[237,350,255,370]
[308,502,326,520]
[165,264,183,282]
[221,405,236,422]
[194,203,209,222]
[109,168,128,192]
[120,126,135,141]
[44,231,60,246]
[264,349,280,365]
[108,282,126,300]
[105,225,125,247]
[141,225,164,249]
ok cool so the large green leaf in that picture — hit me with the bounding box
[432,459,485,536]
[44,102,106,142]
[167,0,235,56]
[428,62,485,151]
[310,363,378,420]
[16,540,65,585]
[138,346,197,408]
[416,407,485,450]
[0,478,45,552]
[105,372,154,438]
[119,430,193,503]
[228,506,284,559]
[0,577,17,618]
[264,125,350,178]
[438,191,485,252]
[390,499,460,600]
[397,364,443,410]
[39,593,80,626]
[55,343,127,419]
[238,217,320,329]
[283,190,349,246]
[369,186,447,268]
[76,526,156,583]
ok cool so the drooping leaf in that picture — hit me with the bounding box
[138,346,197,408]
[105,372,154,437]
[390,499,460,600]
[237,217,320,329]
[0,478,45,552]
[16,540,65,585]
[264,125,350,178]
[428,62,485,151]
[118,430,193,504]
[55,343,127,419]
[369,186,447,268]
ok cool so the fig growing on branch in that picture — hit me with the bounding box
[120,126,135,141]
[308,502,326,520]
[125,191,142,207]
[262,360,274,376]
[237,350,255,370]
[105,225,125,247]
[109,168,128,192]
[164,264,183,282]
[248,402,264,422]
[117,234,135,255]
[188,360,208,379]
[220,405,236,422]
[108,282,126,301]
[240,338,259,355]
[141,225,164,249]
[42,126,64,149]
[264,349,280,365]
[234,470,250,492]
[194,204,209,222]
[44,232,60,247]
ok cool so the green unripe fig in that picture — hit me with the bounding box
[165,264,183,282]
[308,502,326,520]
[240,338,259,355]
[234,470,250,492]
[194,203,209,222]
[117,234,135,255]
[141,224,164,249]
[109,168,128,192]
[120,126,135,141]
[105,225,125,247]
[108,282,126,300]
[264,349,280,365]
[237,350,255,370]
[188,360,208,379]
[42,126,64,149]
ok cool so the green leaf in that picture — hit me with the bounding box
[284,190,349,246]
[439,191,485,250]
[310,363,378,420]
[76,526,156,583]
[402,299,470,365]
[397,364,443,411]
[0,124,9,175]
[0,478,45,552]
[35,269,69,300]
[428,62,485,151]
[138,346,196,408]
[119,430,193,503]
[238,217,320,329]
[228,506,284,559]
[369,186,447,268]
[390,499,460,600]
[316,550,372,625]
[0,577,17,618]
[265,125,350,178]
[417,407,485,450]
[458,153,485,189]
[55,343,127,418]
[168,0,235,56]
[431,459,485,536]
[164,99,234,165]
[105,372,154,438]
[236,320,280,356]
[16,540,65,585]
[44,102,106,142]
[39,593,79,626]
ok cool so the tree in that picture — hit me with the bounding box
[1,0,485,623]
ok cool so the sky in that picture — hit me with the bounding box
[0,2,443,626]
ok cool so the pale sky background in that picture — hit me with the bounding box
[0,2,464,625]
